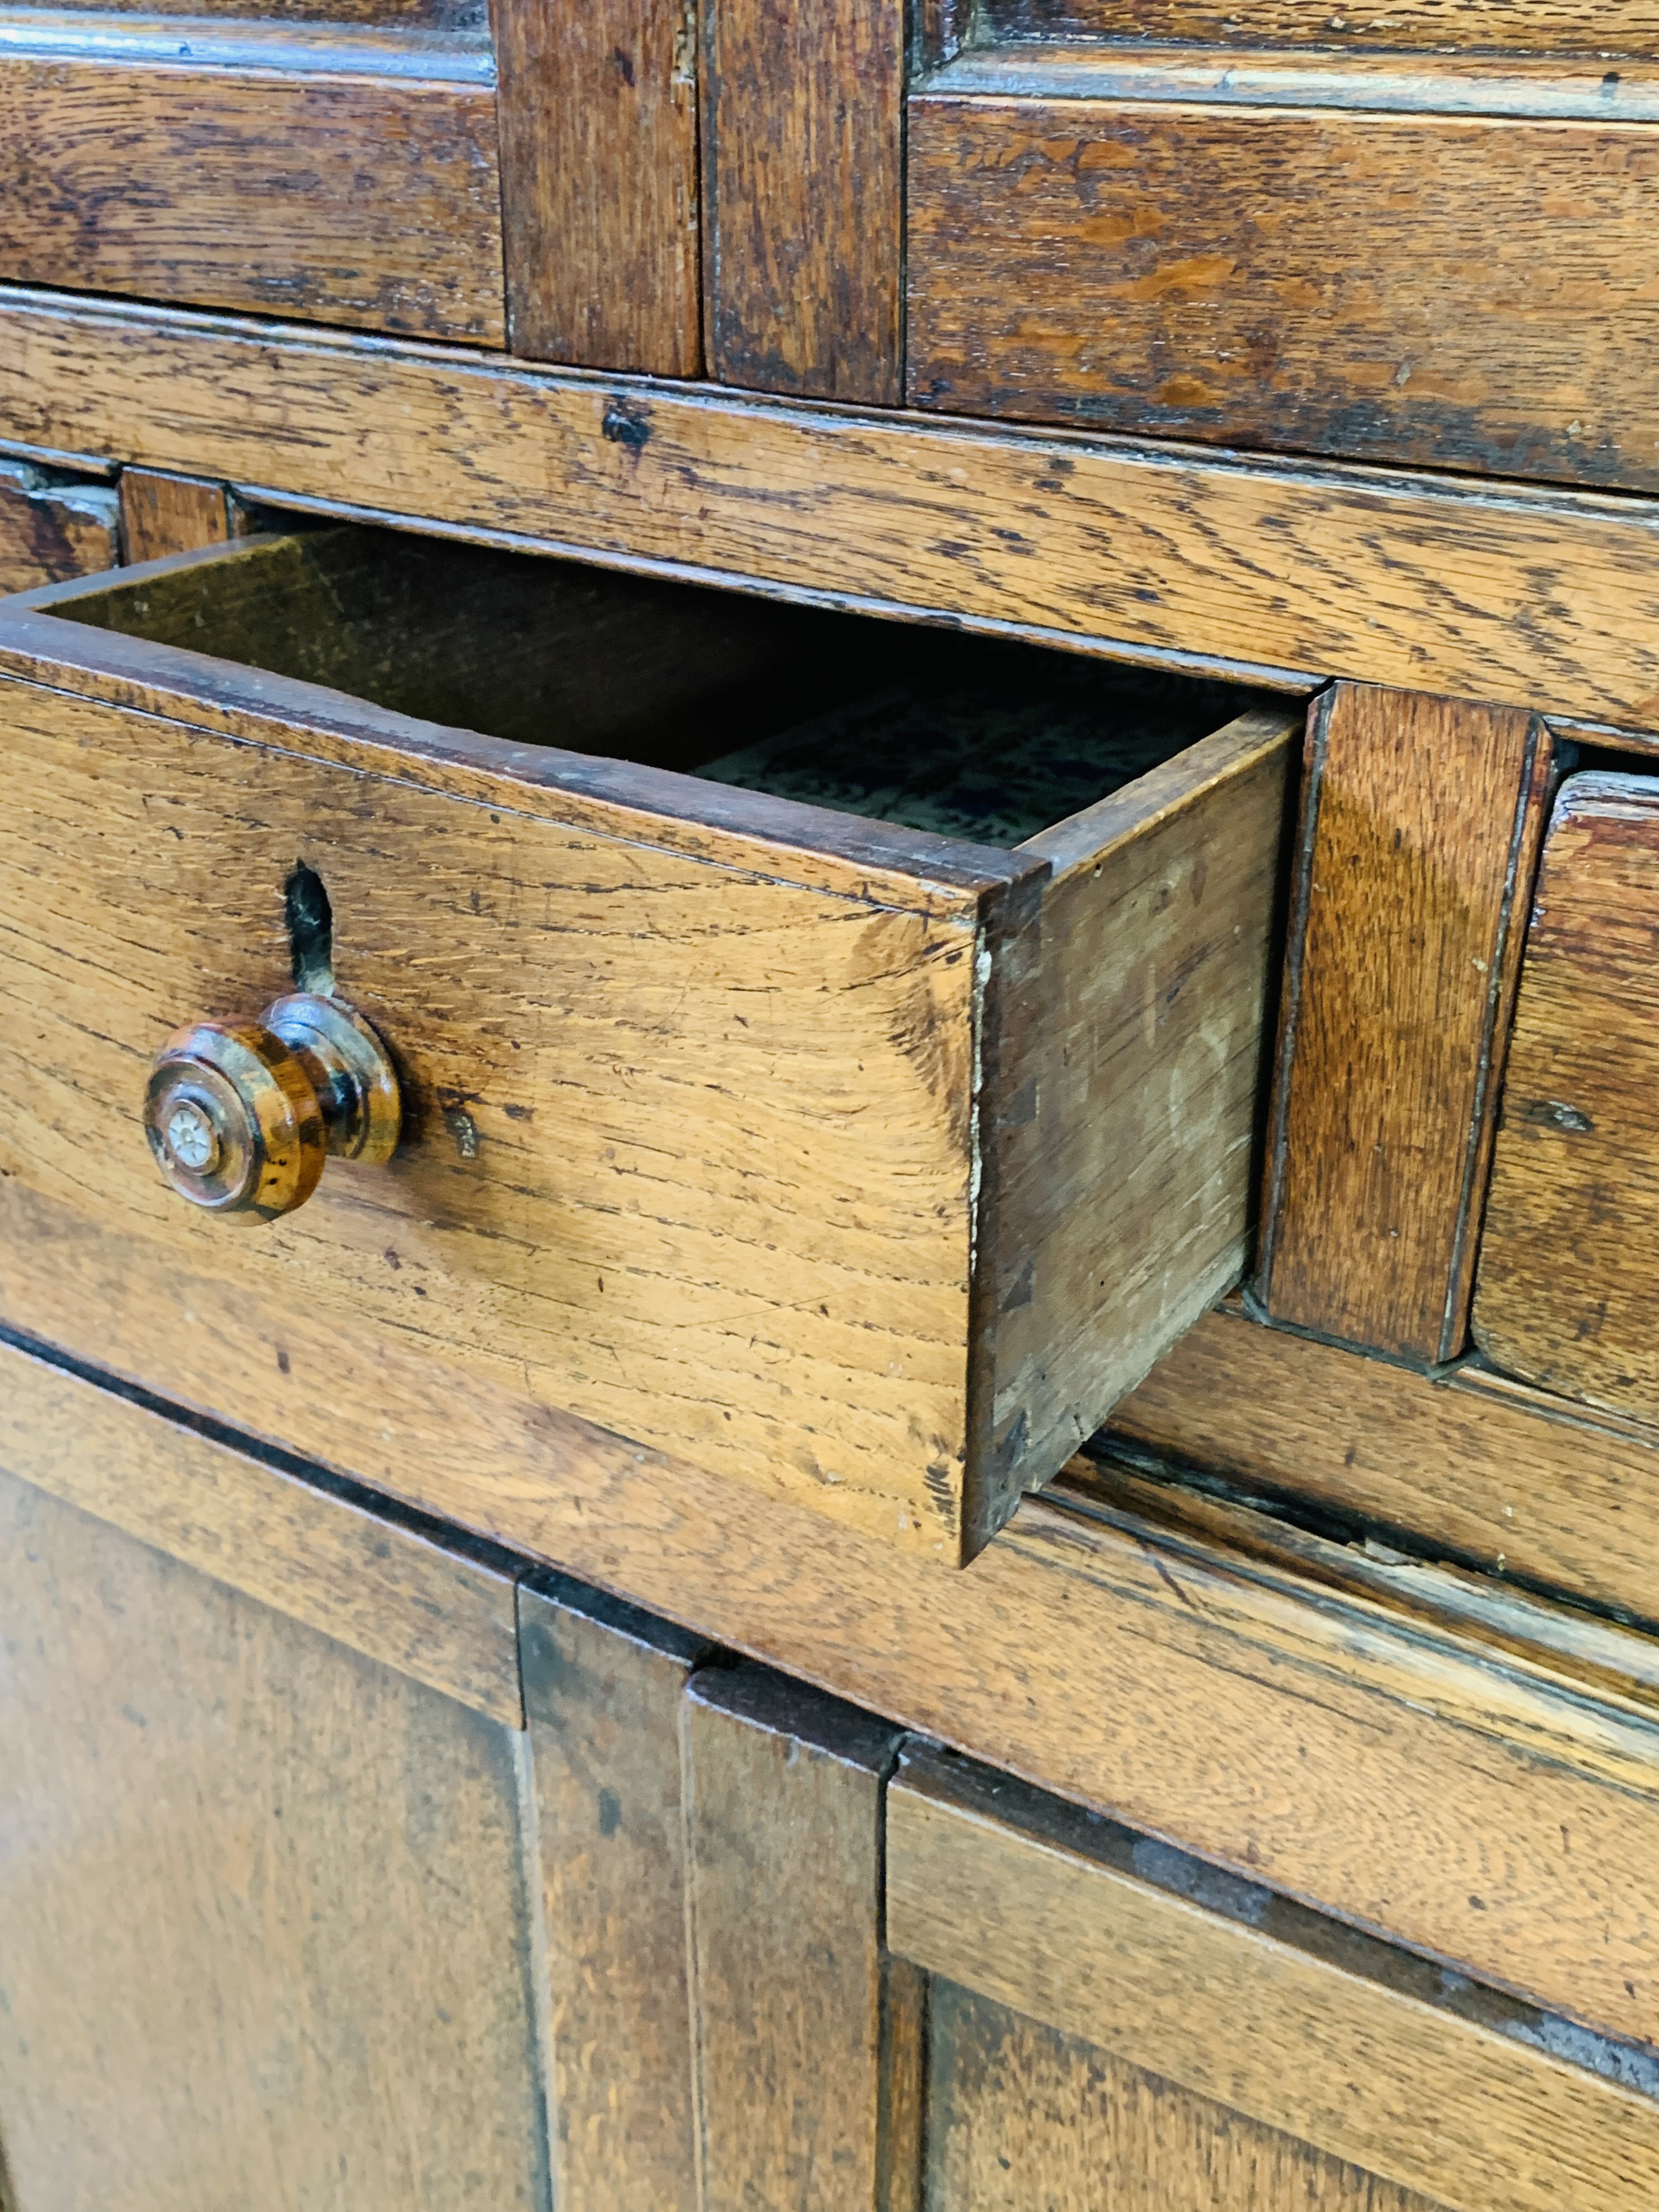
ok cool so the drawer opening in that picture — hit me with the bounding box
[41,522,1261,850]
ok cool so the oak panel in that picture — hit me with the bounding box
[10,1169,1659,2040]
[0,1331,526,1725]
[497,0,699,371]
[1257,685,1552,1361]
[927,1982,1438,2212]
[518,1576,707,2210]
[0,1468,550,2210]
[0,456,117,590]
[681,1665,915,2211]
[12,290,1659,721]
[119,468,250,564]
[907,94,1659,490]
[1109,1306,1659,1628]
[1474,773,1659,1424]
[701,0,903,400]
[891,1744,1659,2212]
[0,35,505,342]
[989,0,1659,53]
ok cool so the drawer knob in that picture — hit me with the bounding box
[144,992,400,1221]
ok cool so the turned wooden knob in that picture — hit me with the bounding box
[144,992,400,1221]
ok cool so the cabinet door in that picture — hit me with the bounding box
[889,1743,1659,2212]
[0,1339,550,2212]
[902,2,1659,492]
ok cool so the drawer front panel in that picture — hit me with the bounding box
[0,23,505,342]
[1474,771,1659,1421]
[907,91,1659,492]
[0,665,982,1553]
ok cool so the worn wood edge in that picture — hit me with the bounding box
[917,41,1659,121]
[682,1658,908,1775]
[0,602,1020,916]
[0,1328,527,1726]
[1071,1450,1659,1724]
[0,9,498,81]
[18,287,1659,716]
[887,1741,1659,2212]
[517,1566,712,1721]
[1018,700,1302,879]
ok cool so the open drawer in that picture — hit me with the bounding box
[0,526,1296,1562]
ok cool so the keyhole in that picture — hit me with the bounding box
[285,862,334,996]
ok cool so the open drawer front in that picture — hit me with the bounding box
[0,527,1296,1562]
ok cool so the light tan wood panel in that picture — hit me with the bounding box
[700,0,903,401]
[1109,1305,1659,1627]
[11,1150,1659,2047]
[909,88,1659,489]
[0,1467,551,2211]
[0,1333,525,1725]
[119,467,251,563]
[0,456,118,590]
[16,288,1659,723]
[1257,684,1553,1361]
[497,0,699,371]
[518,1575,708,2210]
[926,1981,1440,2212]
[681,1665,919,2212]
[891,1743,1659,2212]
[0,27,505,342]
[1474,772,1659,1424]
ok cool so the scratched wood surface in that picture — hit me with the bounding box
[118,468,250,565]
[1109,1305,1659,1629]
[891,1743,1659,2212]
[908,92,1659,491]
[0,525,1281,1555]
[1474,773,1659,1427]
[681,1665,918,2212]
[1256,685,1553,1362]
[924,1980,1441,2212]
[497,0,699,370]
[0,457,117,591]
[0,1466,550,2211]
[0,1331,526,1724]
[700,0,903,400]
[988,0,1659,50]
[518,1576,706,2211]
[14,294,1659,721]
[0,35,504,342]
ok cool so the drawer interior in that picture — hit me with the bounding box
[43,522,1261,849]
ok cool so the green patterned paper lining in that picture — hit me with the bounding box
[694,677,1237,848]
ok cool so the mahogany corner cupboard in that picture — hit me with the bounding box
[7,0,1659,2204]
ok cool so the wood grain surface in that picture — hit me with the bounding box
[700,0,902,400]
[1257,685,1553,1361]
[1474,772,1659,1425]
[908,92,1659,491]
[986,0,1659,53]
[890,1743,1659,2212]
[0,34,504,341]
[0,528,1279,1553]
[0,456,117,590]
[13,1185,1659,2041]
[0,1468,550,2211]
[13,289,1659,721]
[0,1331,526,1724]
[1109,1306,1659,1628]
[986,708,1294,1529]
[924,1979,1440,2212]
[118,467,249,564]
[680,1665,914,2212]
[497,0,699,370]
[518,1576,707,2210]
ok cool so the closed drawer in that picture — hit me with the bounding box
[1474,768,1659,1420]
[0,525,1295,1561]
